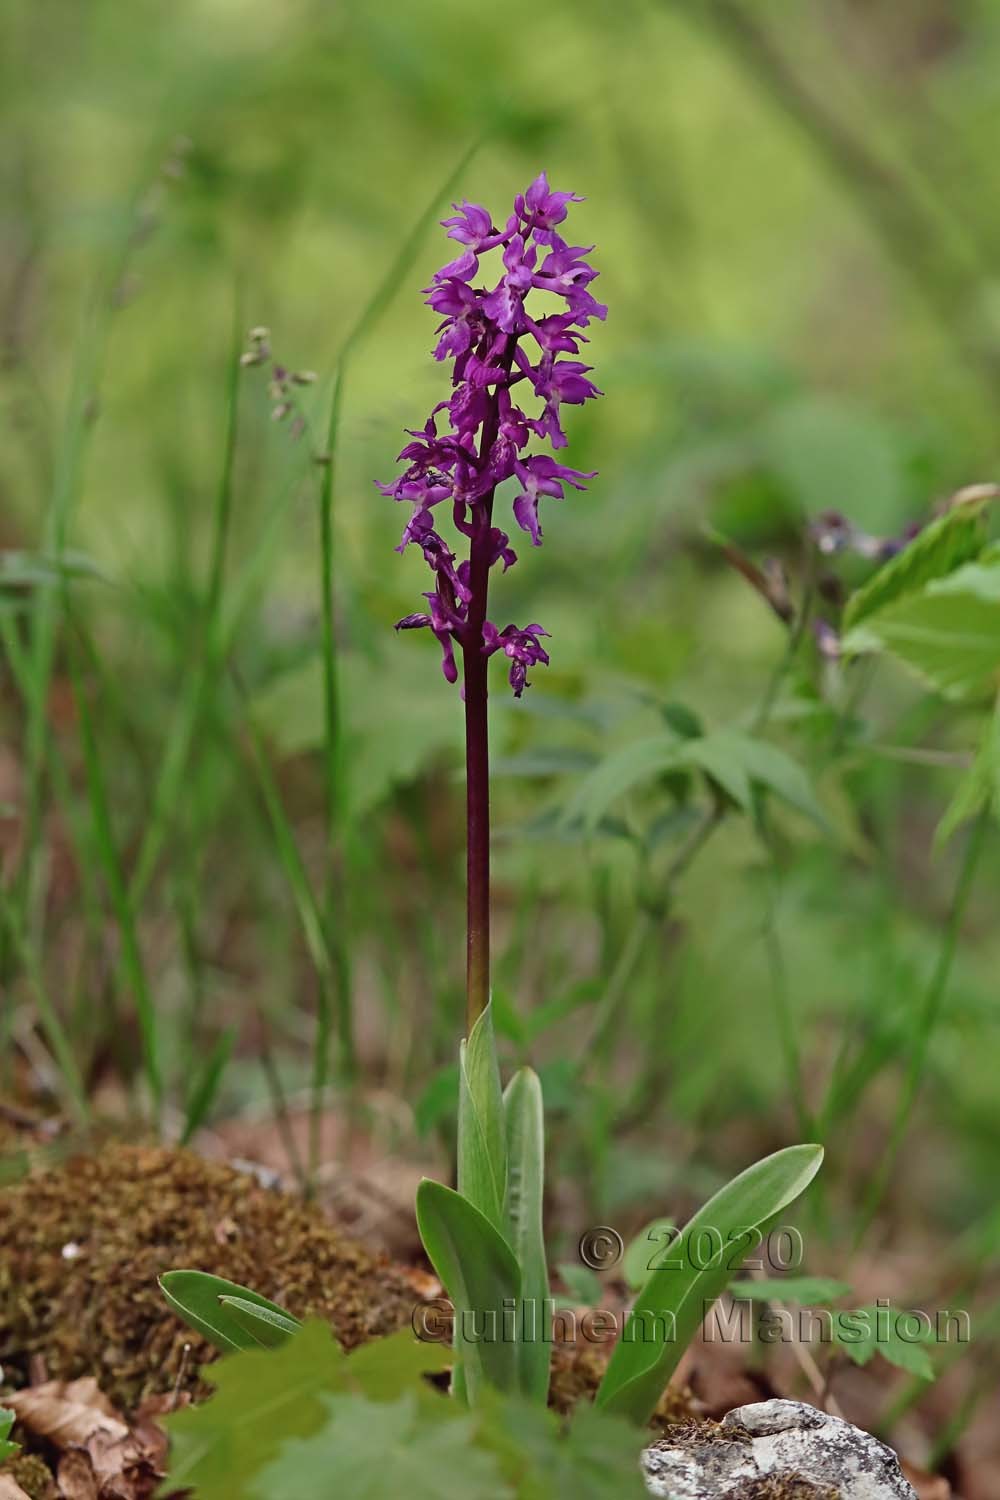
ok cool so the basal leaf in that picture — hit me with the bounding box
[159,1270,301,1353]
[842,498,990,634]
[595,1144,824,1425]
[458,1002,508,1232]
[503,1068,550,1403]
[218,1296,302,1348]
[416,1179,522,1404]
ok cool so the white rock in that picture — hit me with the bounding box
[642,1399,916,1499]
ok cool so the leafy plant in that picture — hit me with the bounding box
[160,177,823,1466]
[163,1320,648,1499]
[0,1407,19,1465]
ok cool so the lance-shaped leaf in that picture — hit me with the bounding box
[458,1002,507,1233]
[416,1179,521,1405]
[159,1270,301,1354]
[503,1067,550,1403]
[595,1144,823,1425]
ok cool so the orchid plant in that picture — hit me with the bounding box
[160,174,822,1429]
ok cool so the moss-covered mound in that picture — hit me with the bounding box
[0,1144,420,1409]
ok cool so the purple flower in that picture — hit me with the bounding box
[378,174,603,692]
[515,171,583,243]
[482,622,551,697]
[511,455,596,546]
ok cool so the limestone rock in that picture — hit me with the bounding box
[642,1399,917,1500]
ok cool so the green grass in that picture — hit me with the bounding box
[2,0,1000,1462]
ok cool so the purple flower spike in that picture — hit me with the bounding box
[378,173,603,694]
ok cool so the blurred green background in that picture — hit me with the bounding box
[3,0,1000,1432]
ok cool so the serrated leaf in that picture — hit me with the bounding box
[562,734,679,832]
[503,1068,550,1403]
[843,559,1000,699]
[728,1277,851,1304]
[596,1144,824,1425]
[478,1390,648,1499]
[843,500,989,633]
[164,1322,451,1497]
[415,1179,522,1404]
[249,1391,506,1500]
[935,711,999,848]
[458,1003,507,1232]
[678,729,827,826]
[159,1270,301,1353]
[833,1306,935,1380]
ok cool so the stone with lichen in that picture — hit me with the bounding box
[642,1400,916,1499]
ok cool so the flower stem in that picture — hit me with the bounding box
[462,340,515,1033]
[463,609,491,1034]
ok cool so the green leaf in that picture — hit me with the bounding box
[218,1296,302,1349]
[832,1306,935,1380]
[621,1218,676,1294]
[935,712,999,848]
[595,1144,824,1425]
[556,1263,604,1307]
[843,558,1000,699]
[415,1179,522,1404]
[728,1277,852,1304]
[0,1406,19,1464]
[843,498,990,633]
[248,1392,506,1500]
[503,1068,550,1403]
[477,1391,648,1499]
[180,1026,236,1146]
[165,1322,451,1498]
[679,730,827,826]
[159,1270,301,1353]
[563,734,680,832]
[458,1002,508,1233]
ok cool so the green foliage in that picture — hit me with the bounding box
[564,725,826,833]
[164,1321,646,1500]
[0,1407,19,1464]
[458,1004,508,1233]
[159,1270,301,1354]
[555,1263,604,1307]
[502,1068,550,1404]
[842,499,991,634]
[844,558,1000,700]
[832,1305,936,1381]
[165,1322,452,1497]
[415,1179,522,1404]
[596,1144,824,1425]
[728,1277,852,1304]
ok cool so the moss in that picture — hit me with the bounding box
[5,1452,57,1500]
[727,1479,839,1500]
[0,1144,420,1410]
[548,1343,692,1428]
